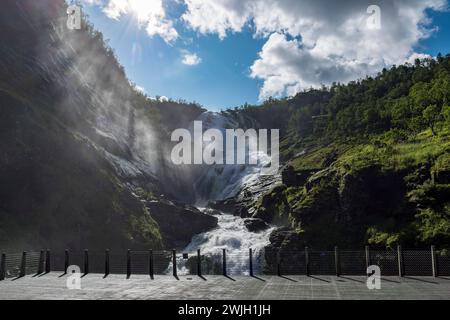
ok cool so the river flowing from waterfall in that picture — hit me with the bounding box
[177,211,275,275]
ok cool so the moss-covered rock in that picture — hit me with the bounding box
[253,185,290,225]
[281,165,318,187]
[259,137,450,250]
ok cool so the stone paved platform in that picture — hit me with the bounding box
[0,273,449,300]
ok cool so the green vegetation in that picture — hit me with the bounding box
[238,55,450,249]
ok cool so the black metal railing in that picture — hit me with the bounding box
[0,246,449,280]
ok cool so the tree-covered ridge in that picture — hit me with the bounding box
[233,55,450,141]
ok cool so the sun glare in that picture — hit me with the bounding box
[127,0,165,24]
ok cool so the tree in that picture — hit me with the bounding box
[442,105,450,123]
[410,82,432,109]
[422,104,441,136]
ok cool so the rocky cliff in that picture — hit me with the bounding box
[0,0,216,252]
[252,134,450,251]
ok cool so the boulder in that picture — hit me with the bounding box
[243,218,270,232]
[267,227,304,250]
[208,198,237,214]
[263,227,305,272]
[146,199,218,249]
[203,208,222,216]
[253,185,289,224]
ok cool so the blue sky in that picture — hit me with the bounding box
[80,0,450,111]
[419,9,450,56]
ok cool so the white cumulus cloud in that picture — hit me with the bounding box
[82,0,104,5]
[182,0,448,100]
[181,51,202,65]
[101,0,178,43]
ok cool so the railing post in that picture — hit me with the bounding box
[249,248,254,277]
[20,251,27,277]
[64,250,69,274]
[397,245,404,277]
[45,249,51,273]
[277,251,281,277]
[172,249,177,278]
[431,245,437,278]
[105,249,110,277]
[127,249,131,279]
[335,246,340,276]
[365,245,370,271]
[84,249,89,275]
[222,249,227,277]
[37,250,44,274]
[197,249,202,277]
[305,247,310,276]
[0,253,5,280]
[149,250,154,279]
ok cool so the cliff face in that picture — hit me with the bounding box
[0,0,216,252]
[251,133,450,250]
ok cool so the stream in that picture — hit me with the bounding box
[180,211,275,275]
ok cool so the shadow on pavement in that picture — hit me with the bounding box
[251,275,266,282]
[403,276,438,284]
[224,275,236,281]
[308,276,330,283]
[338,276,364,284]
[279,275,297,282]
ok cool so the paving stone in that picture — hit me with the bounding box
[0,273,449,300]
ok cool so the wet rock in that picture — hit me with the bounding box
[243,218,269,232]
[263,227,306,272]
[203,208,222,216]
[207,198,251,217]
[146,199,218,249]
[253,185,289,225]
[267,227,304,250]
[208,198,237,214]
[92,129,132,160]
[236,205,250,218]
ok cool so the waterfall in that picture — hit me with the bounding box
[177,111,279,275]
[191,111,276,202]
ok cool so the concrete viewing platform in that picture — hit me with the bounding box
[0,273,449,300]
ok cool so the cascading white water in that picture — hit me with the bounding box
[183,211,275,275]
[177,111,279,275]
[192,111,277,202]
[94,107,277,275]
